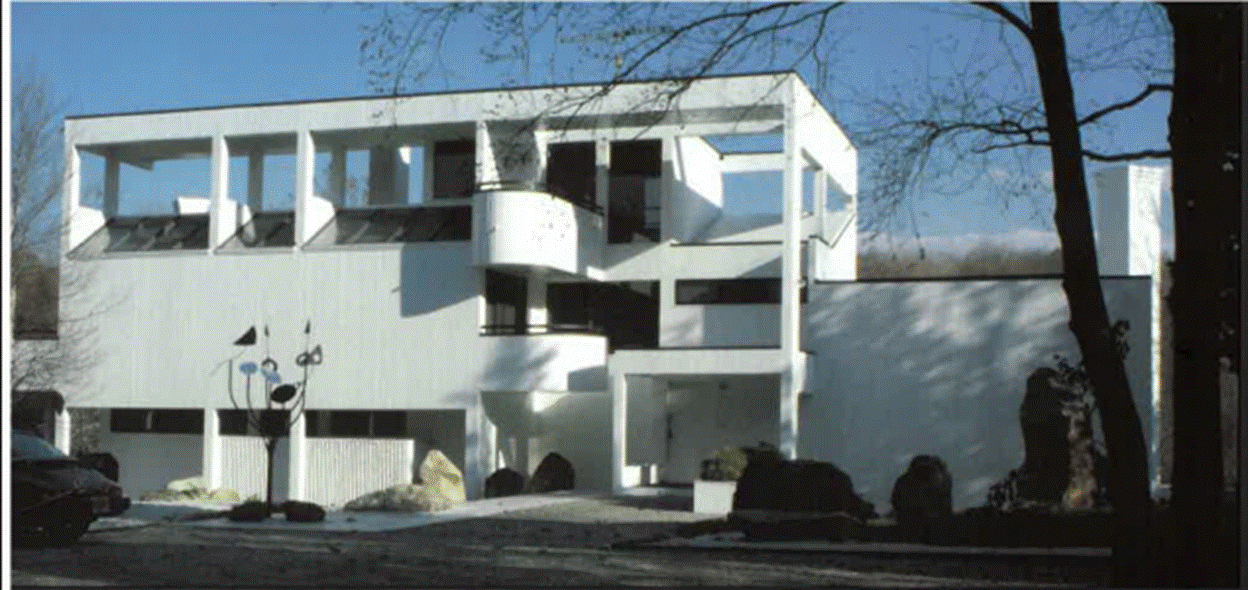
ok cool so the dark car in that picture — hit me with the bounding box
[11,430,130,545]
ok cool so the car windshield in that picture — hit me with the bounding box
[11,432,70,461]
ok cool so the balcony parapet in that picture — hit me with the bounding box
[472,187,605,280]
[479,332,608,392]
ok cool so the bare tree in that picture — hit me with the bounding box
[10,65,101,442]
[359,3,1237,585]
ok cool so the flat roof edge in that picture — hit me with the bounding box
[65,70,802,121]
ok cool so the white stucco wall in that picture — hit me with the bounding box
[98,432,203,498]
[528,391,613,491]
[671,136,724,242]
[662,304,780,348]
[800,277,1154,511]
[662,375,779,483]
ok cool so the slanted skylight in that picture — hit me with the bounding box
[222,211,296,248]
[309,205,471,246]
[71,215,209,257]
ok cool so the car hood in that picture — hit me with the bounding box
[14,459,123,496]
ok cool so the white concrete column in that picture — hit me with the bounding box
[202,408,222,490]
[595,139,610,213]
[293,130,317,244]
[611,372,629,492]
[475,121,498,188]
[62,141,81,254]
[208,135,235,248]
[814,167,828,241]
[247,149,265,211]
[527,276,547,333]
[54,410,72,454]
[395,146,411,203]
[328,147,347,206]
[103,150,120,217]
[288,409,307,501]
[464,403,484,500]
[659,137,674,242]
[779,76,803,460]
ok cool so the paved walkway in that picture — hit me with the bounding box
[91,490,593,534]
[640,530,1111,558]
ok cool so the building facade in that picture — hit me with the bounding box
[53,72,1162,510]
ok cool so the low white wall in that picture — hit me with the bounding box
[305,438,415,507]
[801,277,1154,511]
[99,432,203,498]
[220,435,289,502]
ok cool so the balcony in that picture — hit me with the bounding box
[472,184,605,281]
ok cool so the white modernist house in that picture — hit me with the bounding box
[54,72,1164,510]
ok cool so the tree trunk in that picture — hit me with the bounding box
[1027,4,1154,586]
[1164,3,1240,587]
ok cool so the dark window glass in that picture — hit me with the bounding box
[110,409,150,433]
[483,270,528,335]
[151,410,203,434]
[73,215,209,256]
[372,411,406,437]
[547,142,597,209]
[432,140,476,199]
[548,281,658,350]
[608,140,661,243]
[219,409,250,435]
[330,410,371,437]
[223,211,296,248]
[676,278,795,305]
[110,409,202,434]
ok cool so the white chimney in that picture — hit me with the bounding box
[1093,165,1165,277]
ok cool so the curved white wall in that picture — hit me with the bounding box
[473,190,604,279]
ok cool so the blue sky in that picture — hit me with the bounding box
[11,2,1174,254]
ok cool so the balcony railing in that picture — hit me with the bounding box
[479,323,606,337]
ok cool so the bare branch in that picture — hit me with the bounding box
[974,2,1034,39]
[1078,83,1172,127]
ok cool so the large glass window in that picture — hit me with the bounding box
[546,142,597,210]
[432,140,475,199]
[71,215,209,256]
[548,281,658,350]
[482,270,528,335]
[608,140,661,243]
[675,278,807,305]
[308,205,471,246]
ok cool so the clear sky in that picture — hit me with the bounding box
[10,1,1174,254]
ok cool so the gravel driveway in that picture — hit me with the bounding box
[11,493,1109,587]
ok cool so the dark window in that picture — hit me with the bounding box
[432,140,476,199]
[608,140,661,243]
[110,409,203,434]
[217,409,289,436]
[548,281,659,350]
[222,211,296,248]
[675,279,805,305]
[483,270,528,335]
[72,215,209,256]
[219,409,250,435]
[305,410,409,438]
[372,411,407,437]
[546,142,597,209]
[311,205,471,245]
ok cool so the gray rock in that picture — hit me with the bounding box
[484,467,525,498]
[526,453,574,493]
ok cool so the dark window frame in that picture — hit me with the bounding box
[304,410,409,438]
